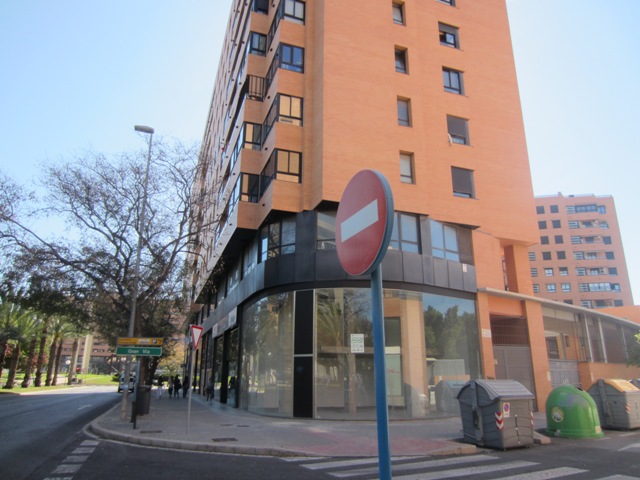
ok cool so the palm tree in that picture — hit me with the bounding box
[45,317,75,386]
[3,305,39,389]
[0,301,20,379]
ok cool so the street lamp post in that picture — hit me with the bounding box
[120,125,154,421]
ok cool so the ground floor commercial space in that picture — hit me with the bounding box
[191,285,640,420]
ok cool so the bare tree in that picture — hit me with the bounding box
[1,139,220,385]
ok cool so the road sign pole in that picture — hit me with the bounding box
[371,266,392,480]
[187,346,195,435]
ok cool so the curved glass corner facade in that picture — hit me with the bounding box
[240,287,480,419]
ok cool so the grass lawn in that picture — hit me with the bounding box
[0,371,118,394]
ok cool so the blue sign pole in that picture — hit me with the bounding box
[371,266,392,480]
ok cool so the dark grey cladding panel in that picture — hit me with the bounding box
[316,251,348,281]
[448,260,464,290]
[381,250,403,281]
[402,251,424,284]
[422,255,434,285]
[294,252,316,283]
[462,263,477,292]
[264,254,296,289]
[433,257,450,288]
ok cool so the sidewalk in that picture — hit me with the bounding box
[89,391,487,457]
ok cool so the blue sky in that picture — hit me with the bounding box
[1,1,638,304]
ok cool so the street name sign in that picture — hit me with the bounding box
[115,346,162,356]
[117,337,163,346]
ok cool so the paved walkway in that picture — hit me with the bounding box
[89,390,549,457]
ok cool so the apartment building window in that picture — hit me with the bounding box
[316,211,336,250]
[392,2,405,24]
[439,23,459,48]
[550,205,559,213]
[397,98,411,126]
[552,220,561,228]
[542,252,552,260]
[576,267,586,276]
[248,32,267,56]
[259,218,296,262]
[568,221,578,229]
[266,43,304,89]
[263,93,303,139]
[260,149,302,194]
[614,300,624,307]
[603,236,612,244]
[451,167,475,198]
[536,206,545,214]
[606,251,615,260]
[564,300,573,305]
[242,122,262,150]
[570,236,581,244]
[252,0,269,14]
[540,236,549,245]
[600,221,609,229]
[390,213,420,253]
[556,251,566,260]
[283,0,305,24]
[438,0,456,5]
[447,115,469,144]
[581,300,592,308]
[609,267,618,276]
[559,267,568,276]
[430,219,459,260]
[538,221,547,229]
[546,284,556,293]
[400,152,414,183]
[561,283,571,292]
[240,173,260,203]
[533,284,540,293]
[528,252,536,261]
[531,268,538,277]
[544,268,554,277]
[443,68,463,94]
[395,48,408,73]
[554,235,564,244]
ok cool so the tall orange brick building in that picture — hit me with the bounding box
[187,0,640,419]
[530,193,634,309]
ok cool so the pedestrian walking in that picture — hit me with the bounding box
[168,382,173,398]
[156,378,163,400]
[173,375,182,399]
[183,375,189,399]
[206,378,214,404]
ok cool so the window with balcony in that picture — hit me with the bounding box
[248,32,267,56]
[263,93,303,139]
[266,43,304,90]
[252,0,269,14]
[260,149,302,194]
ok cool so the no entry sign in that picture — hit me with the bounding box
[336,170,395,276]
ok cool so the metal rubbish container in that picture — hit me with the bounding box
[435,380,466,414]
[546,385,603,439]
[136,385,152,415]
[456,379,535,449]
[588,379,640,430]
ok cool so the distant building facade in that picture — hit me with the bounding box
[61,334,114,375]
[530,194,634,309]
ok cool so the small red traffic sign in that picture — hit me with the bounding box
[336,170,394,276]
[190,325,204,349]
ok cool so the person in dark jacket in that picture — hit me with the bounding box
[173,375,182,399]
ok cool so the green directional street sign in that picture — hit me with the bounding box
[115,346,162,357]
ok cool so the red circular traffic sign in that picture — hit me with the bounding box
[336,170,395,276]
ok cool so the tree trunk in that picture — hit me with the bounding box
[52,340,63,386]
[3,343,20,389]
[45,335,58,387]
[67,338,79,385]
[34,324,49,387]
[21,337,38,388]
[0,339,8,379]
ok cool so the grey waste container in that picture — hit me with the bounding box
[435,380,466,414]
[587,379,640,430]
[456,379,535,449]
[136,385,152,415]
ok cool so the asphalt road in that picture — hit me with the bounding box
[0,386,119,480]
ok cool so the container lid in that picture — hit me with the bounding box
[602,379,640,392]
[457,379,534,401]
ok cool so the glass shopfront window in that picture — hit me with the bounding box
[240,292,294,416]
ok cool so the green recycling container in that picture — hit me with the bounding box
[546,385,604,439]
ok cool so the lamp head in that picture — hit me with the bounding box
[134,125,154,134]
